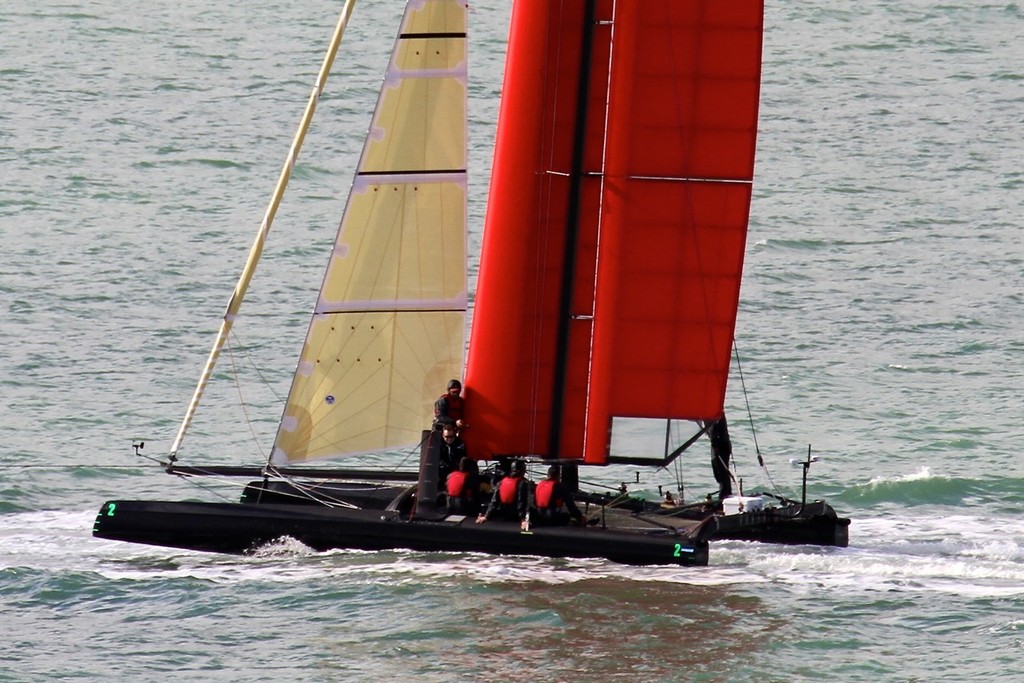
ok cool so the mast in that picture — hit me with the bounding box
[548,0,599,460]
[170,0,358,457]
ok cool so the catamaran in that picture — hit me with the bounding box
[93,0,848,566]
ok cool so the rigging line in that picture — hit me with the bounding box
[575,477,631,493]
[170,468,372,511]
[390,428,435,472]
[170,0,358,457]
[229,328,286,404]
[273,484,361,509]
[732,339,784,497]
[674,453,684,499]
[169,471,253,504]
[170,465,397,511]
[226,331,269,462]
[732,340,760,459]
[13,464,171,470]
[261,465,360,509]
[581,0,613,463]
[297,428,432,478]
[662,420,685,498]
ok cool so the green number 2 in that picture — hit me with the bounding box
[106,503,117,517]
[673,543,682,557]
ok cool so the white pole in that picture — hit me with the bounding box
[170,0,358,457]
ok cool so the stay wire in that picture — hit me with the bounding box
[227,329,275,462]
[732,340,784,497]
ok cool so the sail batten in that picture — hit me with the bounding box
[272,0,467,466]
[315,303,467,314]
[356,170,466,177]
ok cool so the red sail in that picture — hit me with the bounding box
[465,0,763,464]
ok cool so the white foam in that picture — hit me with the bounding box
[867,465,937,485]
[13,506,1023,598]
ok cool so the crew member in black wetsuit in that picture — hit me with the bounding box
[709,416,734,501]
[534,465,584,526]
[446,456,481,516]
[437,421,467,481]
[477,460,530,529]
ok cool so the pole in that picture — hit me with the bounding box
[170,0,358,457]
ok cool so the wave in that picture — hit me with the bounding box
[839,467,1024,509]
[5,503,1024,606]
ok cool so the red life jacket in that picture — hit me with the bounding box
[436,394,464,421]
[498,475,522,504]
[535,479,561,509]
[447,471,468,498]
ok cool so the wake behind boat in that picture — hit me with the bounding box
[93,0,848,566]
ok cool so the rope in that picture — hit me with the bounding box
[226,331,268,462]
[11,464,163,470]
[732,340,785,498]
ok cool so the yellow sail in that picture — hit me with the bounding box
[271,0,467,465]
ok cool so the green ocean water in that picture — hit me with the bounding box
[2,1,1023,681]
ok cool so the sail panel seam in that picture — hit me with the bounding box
[627,175,753,184]
[315,305,467,314]
[358,169,466,177]
[398,32,467,39]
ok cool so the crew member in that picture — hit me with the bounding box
[433,379,465,430]
[477,460,530,529]
[446,457,480,516]
[709,416,734,501]
[534,465,584,526]
[437,421,467,481]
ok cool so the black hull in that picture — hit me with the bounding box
[710,501,850,547]
[655,499,850,547]
[93,500,709,567]
[573,490,850,548]
[238,480,850,548]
